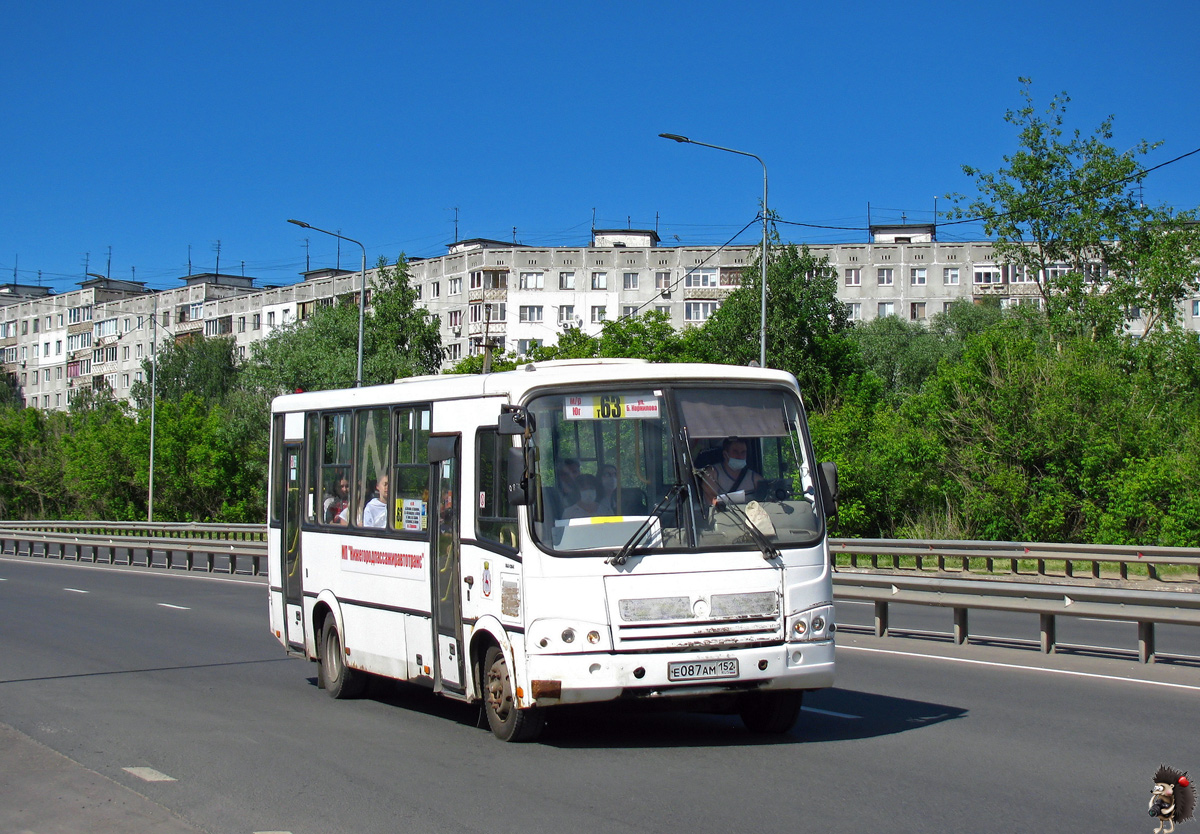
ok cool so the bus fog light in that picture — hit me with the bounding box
[812,616,824,631]
[792,620,807,637]
[561,628,575,643]
[587,630,600,644]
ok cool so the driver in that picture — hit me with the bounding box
[699,436,763,505]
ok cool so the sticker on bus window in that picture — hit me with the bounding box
[563,393,660,420]
[400,499,426,531]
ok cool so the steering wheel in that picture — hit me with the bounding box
[753,478,793,502]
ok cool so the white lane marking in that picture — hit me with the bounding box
[63,588,89,594]
[157,603,190,610]
[840,645,1200,692]
[254,831,295,834]
[836,600,873,606]
[802,705,861,719]
[1080,617,1134,625]
[123,766,176,782]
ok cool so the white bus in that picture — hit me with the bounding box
[268,359,839,741]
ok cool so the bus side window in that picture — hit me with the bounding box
[477,428,517,548]
[354,408,391,528]
[321,412,353,525]
[392,405,432,536]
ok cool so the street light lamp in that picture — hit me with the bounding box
[659,133,769,368]
[287,219,368,387]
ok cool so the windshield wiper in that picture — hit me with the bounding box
[607,482,687,567]
[712,497,780,561]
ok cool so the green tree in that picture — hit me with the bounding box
[131,334,241,410]
[699,244,859,410]
[953,78,1200,339]
[245,255,441,394]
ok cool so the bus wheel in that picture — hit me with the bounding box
[321,617,365,700]
[739,690,803,734]
[483,645,544,742]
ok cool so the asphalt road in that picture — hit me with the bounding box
[2,554,1198,834]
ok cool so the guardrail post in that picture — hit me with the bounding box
[1138,622,1155,664]
[1147,564,1159,581]
[1119,561,1128,580]
[874,601,889,638]
[1090,560,1100,579]
[953,608,968,644]
[1040,613,1056,654]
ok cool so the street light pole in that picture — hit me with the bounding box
[659,133,769,368]
[287,219,368,387]
[148,293,157,522]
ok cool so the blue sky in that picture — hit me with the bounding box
[3,0,1198,292]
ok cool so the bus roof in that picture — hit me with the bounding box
[270,359,801,413]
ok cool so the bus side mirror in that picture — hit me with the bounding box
[506,446,529,506]
[817,461,839,519]
[498,405,534,436]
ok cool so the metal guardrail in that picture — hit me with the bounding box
[0,527,267,576]
[831,538,1200,582]
[1,524,1197,662]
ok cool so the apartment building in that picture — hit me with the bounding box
[4,224,1197,411]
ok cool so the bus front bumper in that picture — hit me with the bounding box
[523,641,834,707]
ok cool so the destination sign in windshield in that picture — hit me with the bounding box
[563,393,660,421]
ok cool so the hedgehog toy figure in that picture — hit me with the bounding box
[1150,765,1195,833]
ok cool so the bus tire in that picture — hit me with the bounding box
[321,617,365,700]
[483,645,544,742]
[738,690,803,734]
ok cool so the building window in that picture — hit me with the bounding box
[122,374,130,388]
[878,302,895,318]
[877,268,894,286]
[519,305,543,323]
[519,272,544,290]
[449,277,463,295]
[591,272,608,290]
[252,313,261,330]
[516,338,541,354]
[32,370,38,385]
[448,309,463,328]
[430,282,440,298]
[910,268,927,286]
[943,267,960,285]
[559,271,575,290]
[267,311,276,327]
[622,305,639,317]
[844,268,861,286]
[445,343,461,361]
[623,272,639,290]
[974,268,1002,285]
[654,305,671,316]
[238,317,246,333]
[910,302,926,320]
[558,305,575,324]
[655,271,671,290]
[590,306,607,323]
[684,268,718,288]
[469,271,484,290]
[685,301,719,322]
[847,302,862,321]
[1193,300,1200,317]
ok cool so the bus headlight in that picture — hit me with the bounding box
[787,604,834,643]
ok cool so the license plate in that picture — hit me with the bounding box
[667,658,739,682]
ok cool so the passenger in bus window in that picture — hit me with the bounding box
[363,474,389,528]
[562,473,603,519]
[324,476,350,525]
[598,464,619,514]
[699,437,763,505]
[546,457,581,519]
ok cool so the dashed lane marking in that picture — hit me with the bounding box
[123,766,176,782]
[157,603,190,610]
[802,706,861,719]
[839,645,1200,692]
[63,588,88,594]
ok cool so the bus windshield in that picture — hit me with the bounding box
[527,385,820,555]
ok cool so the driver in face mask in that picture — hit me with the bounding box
[700,436,763,505]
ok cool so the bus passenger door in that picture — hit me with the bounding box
[280,442,305,651]
[427,435,465,694]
